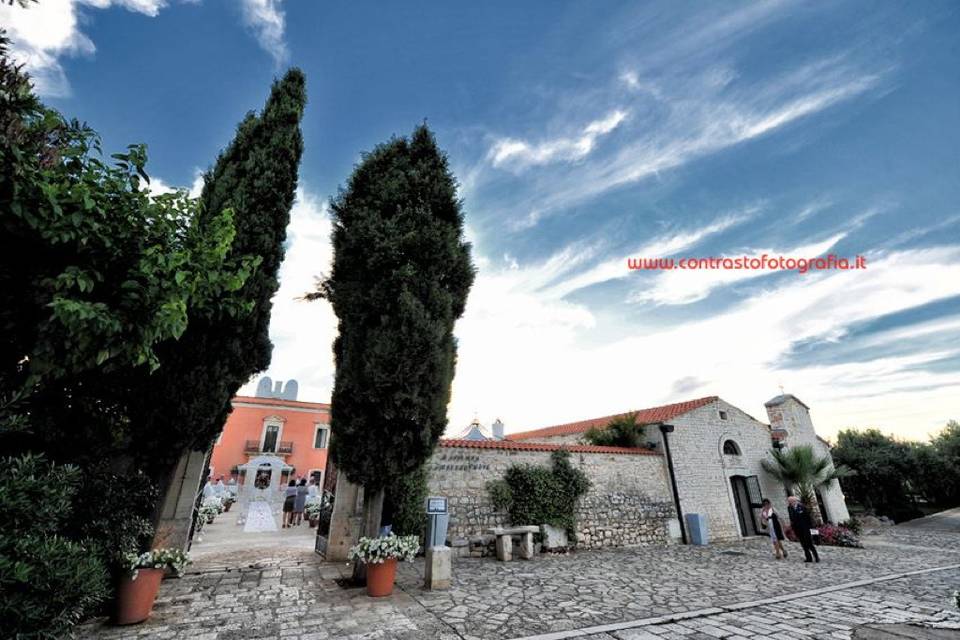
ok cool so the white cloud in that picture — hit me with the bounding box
[239,0,288,67]
[238,188,337,399]
[488,109,628,169]
[628,232,847,306]
[0,0,166,97]
[540,209,753,299]
[0,0,289,97]
[475,52,889,229]
[147,168,204,198]
[227,187,959,444]
[447,245,960,441]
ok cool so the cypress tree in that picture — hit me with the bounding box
[128,69,306,481]
[318,124,474,532]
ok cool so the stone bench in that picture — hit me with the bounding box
[485,526,539,561]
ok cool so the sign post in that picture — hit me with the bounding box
[424,496,451,590]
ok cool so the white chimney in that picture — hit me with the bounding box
[492,418,505,440]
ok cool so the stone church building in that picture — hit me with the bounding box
[500,393,850,542]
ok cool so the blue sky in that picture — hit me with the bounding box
[3,0,959,440]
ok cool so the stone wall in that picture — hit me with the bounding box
[655,399,789,542]
[427,441,676,549]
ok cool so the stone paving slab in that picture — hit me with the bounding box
[77,528,960,640]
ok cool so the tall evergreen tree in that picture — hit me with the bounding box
[317,124,474,531]
[128,69,306,482]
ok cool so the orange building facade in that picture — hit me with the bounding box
[209,379,331,487]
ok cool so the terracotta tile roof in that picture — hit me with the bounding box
[438,439,662,456]
[505,396,719,441]
[232,395,330,411]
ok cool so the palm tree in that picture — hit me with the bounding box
[762,445,852,521]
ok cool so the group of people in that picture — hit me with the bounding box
[759,495,820,563]
[281,477,321,528]
[202,475,236,500]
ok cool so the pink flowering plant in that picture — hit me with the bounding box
[817,523,863,548]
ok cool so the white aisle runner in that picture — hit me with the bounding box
[243,501,278,533]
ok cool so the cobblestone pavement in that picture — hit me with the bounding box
[78,528,960,640]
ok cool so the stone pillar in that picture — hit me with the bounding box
[325,471,364,562]
[155,449,209,551]
[495,534,512,561]
[424,546,452,590]
[519,532,534,559]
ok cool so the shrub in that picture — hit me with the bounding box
[840,517,862,536]
[817,523,863,548]
[63,468,157,571]
[384,464,428,537]
[488,450,591,536]
[0,454,110,638]
[304,501,323,520]
[583,412,649,448]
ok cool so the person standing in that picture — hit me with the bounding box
[293,478,308,525]
[787,496,820,563]
[202,475,215,499]
[214,476,226,498]
[760,499,788,560]
[282,479,297,528]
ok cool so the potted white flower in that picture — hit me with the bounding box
[114,548,191,625]
[198,503,219,524]
[304,502,322,527]
[348,534,419,597]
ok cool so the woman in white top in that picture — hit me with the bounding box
[760,498,788,560]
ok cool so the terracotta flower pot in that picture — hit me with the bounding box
[223,502,232,512]
[365,558,398,597]
[308,518,317,528]
[113,568,164,625]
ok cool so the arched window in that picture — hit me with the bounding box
[723,439,741,455]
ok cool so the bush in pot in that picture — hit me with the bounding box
[114,548,191,625]
[199,501,220,524]
[347,534,419,597]
[304,501,322,527]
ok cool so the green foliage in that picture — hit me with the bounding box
[488,450,591,535]
[832,429,920,519]
[927,420,960,506]
[761,444,851,509]
[0,39,304,636]
[832,422,960,519]
[840,517,862,536]
[0,34,254,477]
[123,69,306,479]
[0,36,240,397]
[583,412,649,448]
[385,465,429,537]
[0,454,110,639]
[63,469,157,570]
[317,124,475,490]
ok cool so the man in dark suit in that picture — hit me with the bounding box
[787,495,820,563]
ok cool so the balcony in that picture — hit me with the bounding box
[244,440,294,456]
